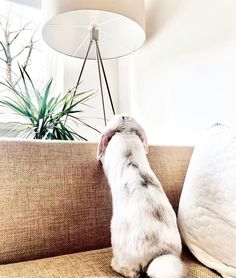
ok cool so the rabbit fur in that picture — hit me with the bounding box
[97,114,183,278]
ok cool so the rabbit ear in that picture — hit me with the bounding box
[138,127,149,154]
[97,129,114,161]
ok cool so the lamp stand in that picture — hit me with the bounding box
[74,26,116,126]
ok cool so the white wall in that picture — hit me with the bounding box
[7,0,236,144]
[119,0,236,145]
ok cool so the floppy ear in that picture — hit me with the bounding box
[138,127,149,154]
[97,129,114,161]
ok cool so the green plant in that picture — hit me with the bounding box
[0,66,99,140]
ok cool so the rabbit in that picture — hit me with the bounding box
[97,114,184,278]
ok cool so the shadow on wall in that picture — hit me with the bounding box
[146,0,184,41]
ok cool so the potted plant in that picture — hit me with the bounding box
[0,66,99,140]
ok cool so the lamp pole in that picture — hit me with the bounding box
[66,26,116,126]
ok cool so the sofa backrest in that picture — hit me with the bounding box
[0,139,192,264]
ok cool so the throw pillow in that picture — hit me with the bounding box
[178,124,236,278]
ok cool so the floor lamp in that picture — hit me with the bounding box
[42,0,146,125]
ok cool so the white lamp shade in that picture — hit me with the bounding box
[42,0,146,60]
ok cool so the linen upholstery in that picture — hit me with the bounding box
[147,145,193,213]
[0,139,219,278]
[0,247,220,278]
[0,140,192,264]
[0,140,111,264]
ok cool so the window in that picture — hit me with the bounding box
[0,0,63,135]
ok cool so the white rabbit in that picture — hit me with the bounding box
[97,114,183,278]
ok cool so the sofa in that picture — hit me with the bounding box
[0,139,220,278]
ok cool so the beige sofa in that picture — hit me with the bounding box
[0,139,220,278]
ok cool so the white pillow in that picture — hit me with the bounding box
[178,125,236,278]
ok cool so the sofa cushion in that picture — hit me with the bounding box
[0,247,220,278]
[0,139,193,264]
[0,140,112,264]
[178,125,236,278]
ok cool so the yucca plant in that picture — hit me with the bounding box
[0,66,99,140]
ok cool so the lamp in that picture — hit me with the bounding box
[42,0,146,125]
